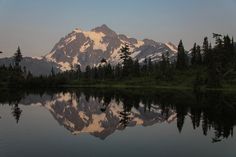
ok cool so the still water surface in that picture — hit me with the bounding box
[0,89,236,157]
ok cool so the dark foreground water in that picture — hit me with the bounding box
[0,88,236,157]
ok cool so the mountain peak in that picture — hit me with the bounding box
[74,27,83,33]
[99,24,110,29]
[92,24,117,36]
[43,25,178,72]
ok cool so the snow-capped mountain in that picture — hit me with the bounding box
[45,24,177,71]
[0,24,178,75]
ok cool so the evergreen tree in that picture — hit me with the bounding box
[213,33,223,47]
[196,45,202,65]
[207,59,221,88]
[193,70,203,90]
[105,63,113,78]
[23,66,27,74]
[202,37,209,64]
[133,59,140,77]
[14,46,23,67]
[176,40,188,69]
[206,35,222,88]
[191,43,197,66]
[85,65,91,79]
[148,57,153,74]
[159,53,173,81]
[26,71,33,80]
[120,43,131,64]
[114,63,122,79]
[142,58,148,74]
[160,54,168,79]
[75,64,82,79]
[221,35,232,72]
[120,43,133,77]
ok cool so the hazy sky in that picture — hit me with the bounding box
[0,0,236,57]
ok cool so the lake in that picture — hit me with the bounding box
[0,88,236,157]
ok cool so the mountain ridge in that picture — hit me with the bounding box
[44,24,178,71]
[0,25,178,75]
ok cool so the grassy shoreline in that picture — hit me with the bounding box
[63,81,236,92]
[1,77,236,92]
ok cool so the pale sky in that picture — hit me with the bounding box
[0,0,236,58]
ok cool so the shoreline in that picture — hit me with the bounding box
[1,83,236,92]
[61,84,236,92]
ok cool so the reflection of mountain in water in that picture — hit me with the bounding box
[1,89,236,142]
[42,93,176,140]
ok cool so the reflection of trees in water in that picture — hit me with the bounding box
[163,90,236,143]
[81,89,236,142]
[1,88,236,142]
[119,109,131,128]
[0,88,66,124]
[100,94,112,112]
[119,95,133,128]
[0,89,24,124]
[12,103,22,124]
[200,91,235,143]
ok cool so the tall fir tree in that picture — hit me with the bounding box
[202,37,209,64]
[191,43,197,66]
[148,57,153,74]
[14,46,23,67]
[133,59,140,77]
[142,58,148,74]
[75,64,82,79]
[196,45,202,65]
[206,35,223,87]
[120,43,131,64]
[120,43,133,77]
[176,40,188,69]
[85,65,91,79]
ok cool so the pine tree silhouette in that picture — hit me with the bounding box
[14,46,23,67]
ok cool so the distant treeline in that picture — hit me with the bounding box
[0,34,235,88]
